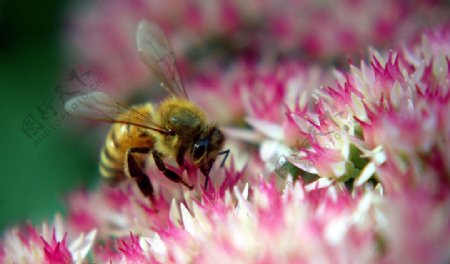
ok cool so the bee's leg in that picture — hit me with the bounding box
[152,151,194,189]
[203,149,230,189]
[176,144,188,167]
[204,175,210,190]
[218,149,230,167]
[125,147,155,202]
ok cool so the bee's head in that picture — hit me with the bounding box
[191,126,225,177]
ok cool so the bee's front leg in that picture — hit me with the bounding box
[152,151,194,189]
[203,149,230,190]
[218,149,230,168]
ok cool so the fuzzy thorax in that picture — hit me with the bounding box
[153,97,207,158]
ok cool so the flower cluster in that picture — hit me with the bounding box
[285,26,450,189]
[0,215,96,264]
[3,1,450,263]
[92,180,381,264]
[66,0,449,93]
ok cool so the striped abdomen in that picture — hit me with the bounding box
[99,104,155,184]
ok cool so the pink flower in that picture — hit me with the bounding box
[42,232,72,264]
[378,173,450,264]
[189,61,324,123]
[74,179,378,263]
[66,0,450,94]
[283,25,450,189]
[1,215,96,264]
[4,4,450,263]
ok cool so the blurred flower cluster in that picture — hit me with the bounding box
[3,0,450,263]
[67,0,448,94]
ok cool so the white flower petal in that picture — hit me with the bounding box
[390,81,403,107]
[192,202,210,233]
[170,198,181,226]
[286,155,318,174]
[293,181,305,201]
[245,117,284,140]
[69,229,97,263]
[305,178,333,191]
[53,214,65,241]
[260,140,281,162]
[139,236,151,252]
[355,161,376,186]
[351,93,367,121]
[180,203,196,236]
[331,161,346,177]
[242,182,249,200]
[325,216,349,245]
[224,190,234,207]
[234,185,252,219]
[354,193,375,224]
[147,233,167,257]
[222,126,264,143]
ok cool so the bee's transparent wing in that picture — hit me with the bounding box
[65,91,170,134]
[136,20,188,99]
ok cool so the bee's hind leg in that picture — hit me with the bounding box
[152,151,194,189]
[125,147,155,203]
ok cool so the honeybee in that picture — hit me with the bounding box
[65,20,228,201]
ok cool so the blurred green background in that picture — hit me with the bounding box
[0,0,98,231]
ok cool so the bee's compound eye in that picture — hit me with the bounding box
[193,141,208,161]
